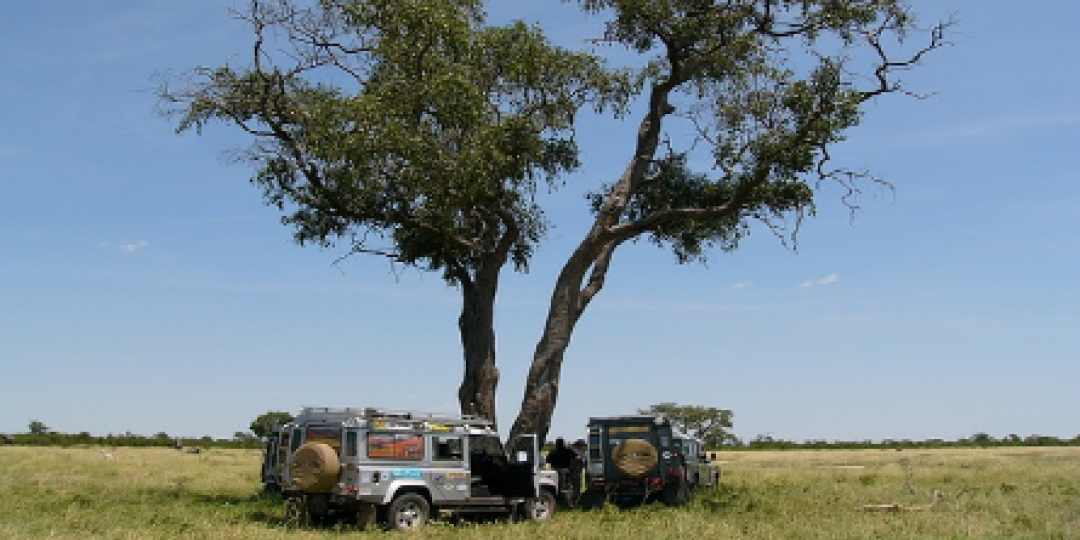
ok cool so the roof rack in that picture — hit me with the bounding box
[297,406,494,429]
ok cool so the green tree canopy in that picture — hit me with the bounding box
[509,0,950,442]
[164,1,948,443]
[640,403,735,448]
[250,411,295,439]
[160,0,629,425]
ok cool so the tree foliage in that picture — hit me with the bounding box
[509,0,951,442]
[162,1,949,442]
[641,403,735,448]
[159,0,629,425]
[249,411,295,439]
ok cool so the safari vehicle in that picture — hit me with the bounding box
[580,415,720,507]
[276,407,558,531]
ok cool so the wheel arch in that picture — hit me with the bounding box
[382,482,432,505]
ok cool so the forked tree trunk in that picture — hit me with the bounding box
[457,271,500,426]
[508,240,617,443]
[509,80,676,443]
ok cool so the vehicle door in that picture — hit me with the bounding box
[279,426,303,487]
[427,434,468,503]
[467,434,508,497]
[503,434,539,498]
[261,435,279,485]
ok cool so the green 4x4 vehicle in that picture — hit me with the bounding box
[580,415,720,507]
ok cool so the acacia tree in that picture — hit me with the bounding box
[640,403,735,448]
[159,0,627,425]
[509,0,950,442]
[250,411,295,439]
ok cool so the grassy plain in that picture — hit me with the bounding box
[0,445,1077,539]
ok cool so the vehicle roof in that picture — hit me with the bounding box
[292,406,497,435]
[588,414,670,425]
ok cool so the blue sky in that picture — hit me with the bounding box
[2,1,1077,444]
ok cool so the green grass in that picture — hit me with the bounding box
[1,446,1078,539]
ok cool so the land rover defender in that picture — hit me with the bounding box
[271,407,558,530]
[580,414,720,507]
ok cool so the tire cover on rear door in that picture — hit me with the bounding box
[613,438,658,478]
[288,442,339,492]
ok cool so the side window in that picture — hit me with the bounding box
[433,436,463,461]
[278,431,292,463]
[367,433,425,461]
[344,430,358,458]
[588,431,601,460]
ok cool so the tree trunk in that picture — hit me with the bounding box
[508,240,616,442]
[509,80,676,442]
[457,267,501,426]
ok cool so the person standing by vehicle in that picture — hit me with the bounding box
[545,438,578,505]
[568,439,587,506]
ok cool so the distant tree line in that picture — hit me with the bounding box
[0,421,261,449]
[727,432,1080,451]
[4,417,1075,452]
[633,404,1077,451]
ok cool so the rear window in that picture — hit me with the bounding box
[607,425,652,438]
[603,424,671,452]
[305,425,343,454]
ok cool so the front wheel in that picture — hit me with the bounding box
[387,493,430,531]
[522,490,557,521]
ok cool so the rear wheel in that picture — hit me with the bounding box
[578,489,606,510]
[283,495,309,527]
[387,493,430,531]
[662,475,689,506]
[356,502,377,531]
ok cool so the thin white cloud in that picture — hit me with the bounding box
[118,241,150,253]
[800,274,839,288]
[731,281,755,290]
[99,240,151,253]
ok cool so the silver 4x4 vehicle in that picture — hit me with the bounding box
[267,407,559,531]
[580,415,720,507]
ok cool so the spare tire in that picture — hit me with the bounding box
[288,442,339,493]
[612,438,658,478]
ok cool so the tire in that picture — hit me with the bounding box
[612,439,659,478]
[283,495,309,527]
[356,502,377,531]
[387,493,430,531]
[288,442,339,493]
[523,490,557,521]
[578,489,606,510]
[662,475,689,506]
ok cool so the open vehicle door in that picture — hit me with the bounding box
[504,434,540,498]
